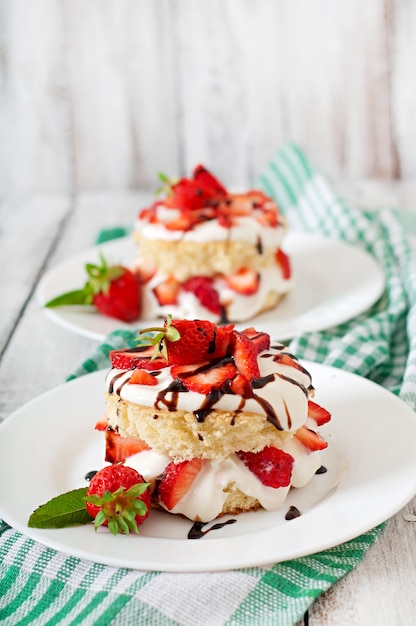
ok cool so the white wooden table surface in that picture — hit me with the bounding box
[1,183,416,626]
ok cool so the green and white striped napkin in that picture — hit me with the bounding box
[1,144,416,625]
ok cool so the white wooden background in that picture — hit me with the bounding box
[1,0,416,202]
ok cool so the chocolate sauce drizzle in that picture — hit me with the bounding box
[108,347,313,432]
[188,518,237,539]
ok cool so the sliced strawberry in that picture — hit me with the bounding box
[275,248,291,280]
[217,211,237,228]
[172,360,236,394]
[240,327,271,354]
[227,191,269,214]
[193,164,227,195]
[110,346,167,371]
[165,178,218,211]
[95,415,108,431]
[129,369,158,385]
[153,276,180,306]
[308,400,331,426]
[164,213,197,231]
[225,268,260,295]
[294,426,328,451]
[255,208,278,227]
[229,373,253,398]
[231,331,260,380]
[236,447,294,488]
[182,276,222,315]
[158,458,205,510]
[105,430,151,464]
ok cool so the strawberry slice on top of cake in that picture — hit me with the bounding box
[100,317,331,523]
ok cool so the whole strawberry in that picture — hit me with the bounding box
[45,253,141,322]
[86,465,150,535]
[140,315,235,365]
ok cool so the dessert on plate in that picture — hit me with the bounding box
[134,165,292,323]
[100,317,331,522]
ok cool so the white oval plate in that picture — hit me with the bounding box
[1,364,415,572]
[36,233,384,341]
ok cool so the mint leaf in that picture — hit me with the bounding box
[44,288,91,308]
[28,487,92,529]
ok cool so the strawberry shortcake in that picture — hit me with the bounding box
[134,166,292,323]
[100,318,331,522]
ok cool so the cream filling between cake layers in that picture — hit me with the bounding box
[139,265,291,323]
[124,444,321,522]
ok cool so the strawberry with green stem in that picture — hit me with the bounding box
[139,315,234,365]
[85,465,150,535]
[28,464,151,535]
[45,253,141,322]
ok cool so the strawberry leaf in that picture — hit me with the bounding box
[139,314,181,361]
[28,487,92,529]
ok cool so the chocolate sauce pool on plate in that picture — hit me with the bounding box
[285,506,301,520]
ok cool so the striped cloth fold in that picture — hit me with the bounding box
[1,144,416,625]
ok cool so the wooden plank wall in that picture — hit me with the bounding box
[1,0,415,201]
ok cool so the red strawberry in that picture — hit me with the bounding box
[275,248,291,280]
[193,164,227,196]
[86,465,150,534]
[165,178,218,211]
[225,268,260,295]
[92,267,140,322]
[182,276,222,315]
[236,447,294,488]
[240,327,271,354]
[231,331,260,380]
[158,458,204,510]
[140,317,234,366]
[44,254,141,322]
[307,400,331,426]
[110,346,167,371]
[294,426,328,451]
[227,191,269,214]
[138,200,162,222]
[172,360,236,394]
[229,373,253,398]
[129,369,158,385]
[105,430,151,464]
[255,207,279,227]
[153,276,180,306]
[95,415,108,431]
[164,213,197,231]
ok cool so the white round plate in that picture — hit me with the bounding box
[1,364,415,572]
[36,233,384,341]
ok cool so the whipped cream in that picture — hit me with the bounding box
[106,345,312,433]
[139,265,292,322]
[126,441,320,522]
[135,213,287,248]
